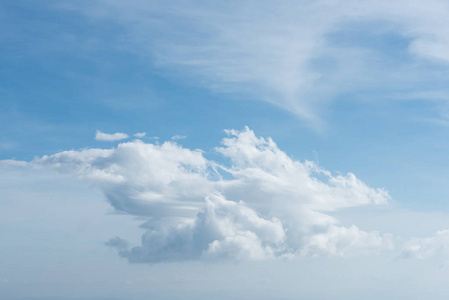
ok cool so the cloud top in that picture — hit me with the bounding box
[33,127,392,262]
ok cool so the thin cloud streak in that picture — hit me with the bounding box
[62,0,449,127]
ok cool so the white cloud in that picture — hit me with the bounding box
[95,130,129,142]
[134,132,146,138]
[65,0,449,125]
[117,194,289,263]
[171,135,187,141]
[401,229,449,259]
[31,127,392,263]
[0,160,27,167]
[35,139,210,216]
[302,225,393,257]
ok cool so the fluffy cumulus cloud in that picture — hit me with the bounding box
[95,130,129,142]
[30,128,393,263]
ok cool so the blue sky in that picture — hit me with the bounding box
[3,1,449,299]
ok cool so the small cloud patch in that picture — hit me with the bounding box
[95,130,129,142]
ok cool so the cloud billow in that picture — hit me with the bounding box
[34,127,392,263]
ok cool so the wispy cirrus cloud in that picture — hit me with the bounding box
[60,0,449,126]
[31,127,392,263]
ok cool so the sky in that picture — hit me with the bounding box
[3,0,449,299]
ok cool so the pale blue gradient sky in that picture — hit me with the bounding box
[3,1,449,299]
